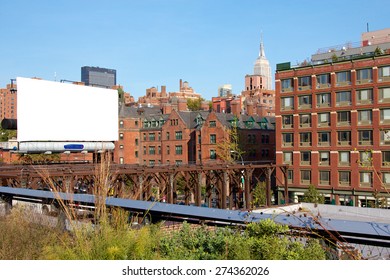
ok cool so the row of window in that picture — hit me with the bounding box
[287,169,390,187]
[282,108,390,129]
[283,150,390,166]
[281,88,390,110]
[281,66,390,92]
[282,130,384,147]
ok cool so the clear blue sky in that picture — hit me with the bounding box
[1,0,389,100]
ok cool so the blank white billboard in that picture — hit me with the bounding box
[17,77,118,142]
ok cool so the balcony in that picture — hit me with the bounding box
[337,121,350,127]
[300,142,312,147]
[281,87,293,93]
[317,102,330,108]
[339,181,351,186]
[316,83,331,89]
[300,123,311,128]
[358,140,373,146]
[356,79,372,85]
[336,81,351,87]
[318,141,330,147]
[298,85,311,91]
[379,76,390,82]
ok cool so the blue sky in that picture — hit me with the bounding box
[1,0,389,100]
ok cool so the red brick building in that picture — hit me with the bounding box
[0,83,17,120]
[275,30,390,206]
[115,105,275,165]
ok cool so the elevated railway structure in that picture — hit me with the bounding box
[0,162,289,209]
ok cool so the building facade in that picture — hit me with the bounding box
[115,106,275,165]
[0,82,17,120]
[81,66,116,88]
[275,33,390,206]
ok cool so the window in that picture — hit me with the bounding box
[383,173,390,185]
[149,146,155,155]
[358,110,372,125]
[360,172,372,186]
[120,157,124,164]
[175,131,183,140]
[281,78,293,92]
[316,93,331,107]
[210,134,216,144]
[158,133,161,140]
[300,170,311,184]
[358,130,373,145]
[379,66,390,81]
[318,112,330,127]
[319,151,330,165]
[166,145,170,155]
[337,111,350,126]
[166,132,170,140]
[383,151,390,166]
[261,134,269,144]
[301,151,311,165]
[149,133,155,141]
[298,95,312,109]
[339,171,351,186]
[281,97,294,110]
[339,151,350,166]
[338,131,351,145]
[143,133,147,141]
[356,68,373,84]
[175,160,183,166]
[336,91,351,106]
[119,133,124,140]
[316,74,330,88]
[336,71,351,86]
[135,151,138,158]
[381,130,390,145]
[119,145,124,149]
[318,132,330,146]
[379,88,390,102]
[299,132,311,146]
[298,76,311,90]
[282,115,293,128]
[356,89,373,104]
[209,121,216,127]
[149,160,155,166]
[175,145,183,155]
[143,146,146,155]
[300,114,311,127]
[158,146,161,155]
[135,138,139,146]
[119,120,124,128]
[319,171,330,185]
[282,133,293,146]
[283,152,293,164]
[210,149,217,160]
[380,109,390,123]
[359,151,372,166]
[287,170,293,183]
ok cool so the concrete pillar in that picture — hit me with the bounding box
[221,171,228,209]
[139,175,143,200]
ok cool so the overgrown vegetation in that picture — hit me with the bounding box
[0,154,331,260]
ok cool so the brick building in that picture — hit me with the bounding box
[275,29,390,206]
[0,82,17,120]
[115,105,275,165]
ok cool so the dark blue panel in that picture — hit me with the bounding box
[63,144,84,150]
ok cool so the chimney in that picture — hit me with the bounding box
[177,98,187,111]
[162,103,172,114]
[246,100,254,116]
[161,85,167,97]
[179,79,183,90]
[230,99,241,117]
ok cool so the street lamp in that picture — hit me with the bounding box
[230,150,244,165]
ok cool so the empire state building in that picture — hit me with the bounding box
[253,36,272,90]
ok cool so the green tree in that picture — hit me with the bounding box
[303,185,325,204]
[187,98,205,111]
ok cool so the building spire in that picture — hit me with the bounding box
[259,31,266,58]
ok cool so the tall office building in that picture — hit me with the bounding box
[275,28,390,207]
[81,66,117,88]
